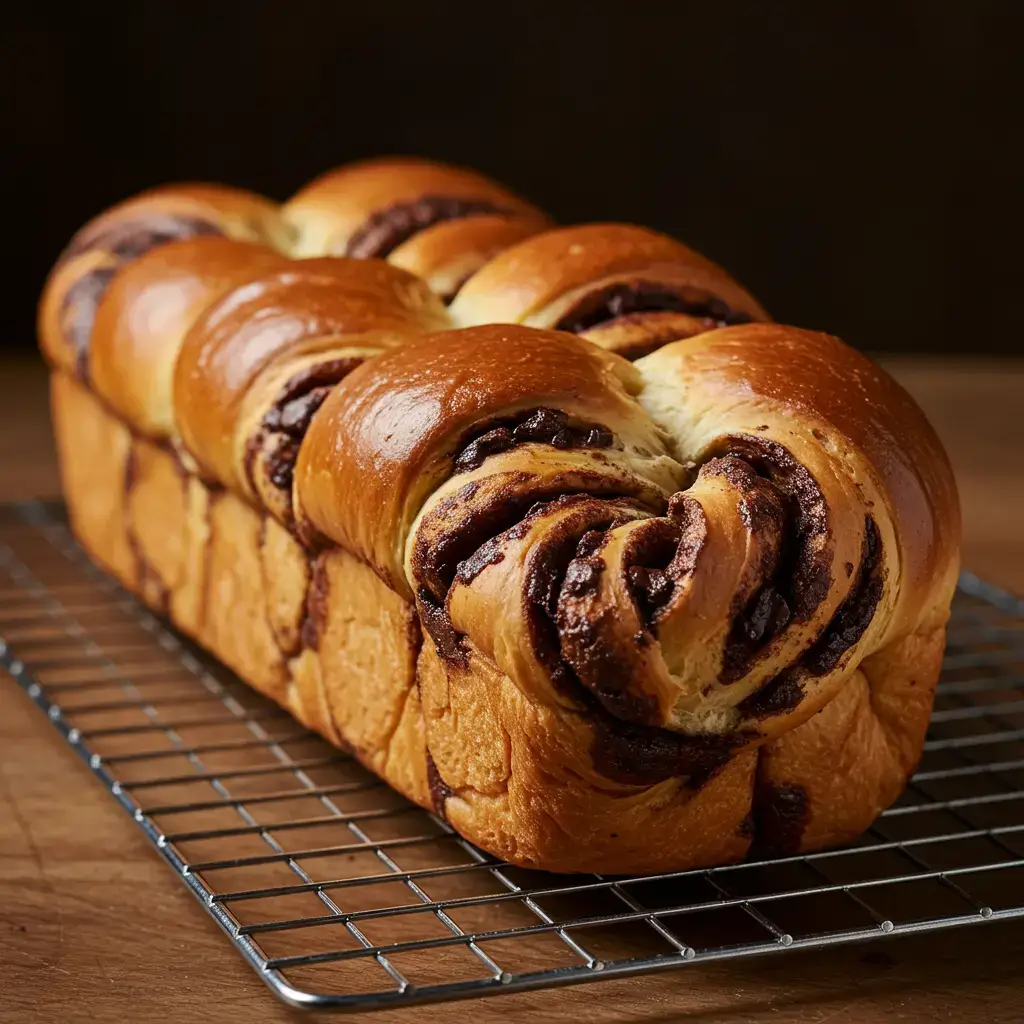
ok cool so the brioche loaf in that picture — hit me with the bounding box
[38,157,959,872]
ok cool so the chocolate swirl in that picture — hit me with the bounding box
[60,212,222,265]
[422,415,883,783]
[345,195,514,260]
[59,213,223,380]
[453,407,614,474]
[245,357,364,527]
[61,267,118,380]
[552,438,882,741]
[556,280,755,335]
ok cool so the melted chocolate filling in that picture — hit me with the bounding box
[415,477,537,601]
[299,554,331,651]
[711,439,831,683]
[345,195,512,260]
[452,531,508,585]
[521,500,643,706]
[722,581,793,683]
[539,511,758,777]
[61,266,117,380]
[737,671,805,718]
[555,280,754,335]
[415,463,640,604]
[750,783,810,858]
[618,520,692,622]
[60,214,223,380]
[723,437,832,620]
[61,212,221,264]
[453,407,614,474]
[425,750,453,818]
[556,500,710,725]
[586,694,751,788]
[623,507,705,628]
[247,358,362,505]
[264,358,363,435]
[734,516,884,718]
[417,587,468,667]
[802,516,884,675]
[104,214,222,260]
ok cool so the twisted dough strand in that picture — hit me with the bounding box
[296,321,957,868]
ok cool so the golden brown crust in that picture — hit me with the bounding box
[89,237,288,438]
[40,158,960,875]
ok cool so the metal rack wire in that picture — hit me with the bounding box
[3,499,1024,1013]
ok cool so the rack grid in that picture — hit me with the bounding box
[2,499,1024,1013]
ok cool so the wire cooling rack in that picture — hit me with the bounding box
[3,501,1024,1012]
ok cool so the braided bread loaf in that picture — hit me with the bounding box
[38,157,960,873]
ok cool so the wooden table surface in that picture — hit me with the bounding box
[2,352,1023,1024]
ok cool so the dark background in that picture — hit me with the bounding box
[4,3,1022,354]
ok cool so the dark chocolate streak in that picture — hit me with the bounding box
[299,553,330,651]
[59,214,223,381]
[737,671,805,718]
[750,783,810,858]
[711,456,791,683]
[627,549,680,625]
[425,749,453,818]
[416,477,531,601]
[417,587,468,667]
[345,195,512,260]
[723,436,832,621]
[737,516,885,719]
[62,267,117,380]
[453,407,614,474]
[61,213,222,264]
[711,437,832,684]
[557,517,681,725]
[534,507,752,785]
[415,470,632,604]
[245,358,363,513]
[522,498,644,710]
[586,694,750,788]
[555,280,754,335]
[554,499,709,726]
[633,494,708,627]
[802,516,884,675]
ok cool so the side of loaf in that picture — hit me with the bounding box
[38,157,961,873]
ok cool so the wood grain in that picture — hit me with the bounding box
[2,352,1023,1023]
